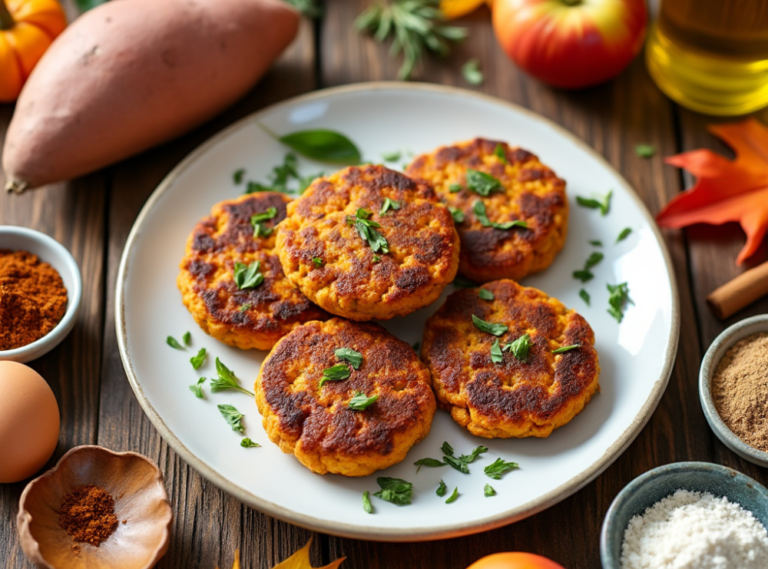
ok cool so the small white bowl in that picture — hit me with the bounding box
[700,314,768,468]
[0,226,82,363]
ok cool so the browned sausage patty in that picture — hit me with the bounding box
[275,164,459,321]
[407,138,568,283]
[178,192,328,350]
[422,279,599,438]
[255,318,436,476]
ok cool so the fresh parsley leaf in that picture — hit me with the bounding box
[319,364,351,387]
[233,261,264,289]
[412,341,421,352]
[382,150,402,162]
[504,333,531,363]
[462,58,484,86]
[335,347,363,369]
[585,252,604,270]
[246,181,274,194]
[363,490,374,514]
[607,282,632,322]
[211,358,255,397]
[473,200,527,230]
[443,455,470,474]
[347,210,390,254]
[374,477,413,506]
[251,207,278,238]
[218,404,245,433]
[466,169,502,197]
[576,190,613,216]
[452,275,479,288]
[484,458,520,480]
[579,289,591,306]
[478,288,494,301]
[349,391,379,411]
[441,441,455,457]
[459,446,488,464]
[189,378,206,399]
[472,315,508,336]
[166,336,185,350]
[552,344,581,354]
[312,257,324,267]
[590,240,603,247]
[494,144,507,164]
[449,207,465,224]
[436,480,448,497]
[183,331,192,346]
[239,303,252,313]
[190,348,207,370]
[616,227,632,243]
[380,198,401,216]
[414,458,445,472]
[449,183,462,193]
[445,487,459,504]
[490,339,504,364]
[240,438,260,448]
[272,129,361,165]
[635,143,656,158]
[372,255,381,263]
[233,169,245,185]
[484,484,497,497]
[573,269,594,283]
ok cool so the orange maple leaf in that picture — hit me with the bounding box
[218,540,344,569]
[656,118,768,265]
[440,0,491,20]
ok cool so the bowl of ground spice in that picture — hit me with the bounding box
[700,314,768,467]
[17,445,172,569]
[0,226,82,363]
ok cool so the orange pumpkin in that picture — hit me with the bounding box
[0,0,66,102]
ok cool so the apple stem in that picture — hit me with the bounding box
[0,0,15,30]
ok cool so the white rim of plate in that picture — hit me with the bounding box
[115,82,681,542]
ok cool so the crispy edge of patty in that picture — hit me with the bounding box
[178,192,328,350]
[276,165,460,321]
[422,279,599,438]
[255,318,436,476]
[407,138,568,283]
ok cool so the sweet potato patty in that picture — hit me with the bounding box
[255,318,436,476]
[178,192,328,351]
[406,138,568,283]
[422,279,599,438]
[275,164,459,321]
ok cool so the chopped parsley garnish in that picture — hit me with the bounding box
[504,333,531,363]
[462,58,484,86]
[484,458,520,480]
[312,257,324,267]
[484,484,496,497]
[473,200,528,230]
[374,477,413,506]
[577,190,613,216]
[233,169,245,185]
[459,445,488,464]
[590,240,603,247]
[373,255,381,263]
[347,208,390,254]
[189,378,206,399]
[449,207,465,224]
[363,490,374,513]
[552,344,581,354]
[573,269,594,283]
[380,197,401,216]
[211,358,255,396]
[240,438,260,448]
[445,487,459,504]
[218,404,245,433]
[335,347,363,369]
[490,339,503,364]
[616,227,632,243]
[436,480,448,497]
[183,331,192,346]
[466,169,502,196]
[238,303,252,312]
[349,391,378,411]
[166,336,185,350]
[382,150,402,162]
[579,289,590,306]
[608,282,632,322]
[573,252,604,283]
[443,455,468,473]
[319,364,351,387]
[233,261,264,289]
[449,183,462,193]
[494,143,507,164]
[441,441,455,456]
[441,442,487,474]
[251,207,278,238]
[635,143,656,158]
[478,288,494,301]
[585,251,604,269]
[190,348,207,370]
[414,458,445,472]
[472,315,508,336]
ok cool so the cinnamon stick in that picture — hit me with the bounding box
[707,260,768,319]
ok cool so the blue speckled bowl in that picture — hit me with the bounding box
[600,462,768,569]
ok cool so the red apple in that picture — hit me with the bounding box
[492,0,647,89]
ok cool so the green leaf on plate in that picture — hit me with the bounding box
[277,129,362,165]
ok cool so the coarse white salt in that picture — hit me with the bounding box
[620,489,768,569]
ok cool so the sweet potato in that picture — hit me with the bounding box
[2,0,299,192]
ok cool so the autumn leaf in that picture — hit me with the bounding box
[656,118,768,265]
[273,539,344,569]
[440,0,490,19]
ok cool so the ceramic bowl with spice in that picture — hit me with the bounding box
[17,445,173,569]
[601,462,768,569]
[700,314,768,468]
[0,226,82,363]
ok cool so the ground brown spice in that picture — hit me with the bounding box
[58,485,119,547]
[712,332,768,452]
[0,250,67,350]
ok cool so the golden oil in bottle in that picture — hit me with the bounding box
[646,0,768,116]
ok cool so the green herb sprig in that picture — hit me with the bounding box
[436,480,448,497]
[240,438,260,448]
[445,487,459,504]
[347,208,390,254]
[472,315,508,336]
[608,282,632,322]
[484,484,496,497]
[251,207,278,238]
[335,347,363,369]
[414,458,445,472]
[363,490,374,513]
[218,404,245,433]
[374,477,413,506]
[380,198,401,216]
[504,333,532,363]
[573,252,604,283]
[233,261,264,290]
[190,348,207,370]
[349,391,379,411]
[211,358,255,397]
[577,190,613,216]
[552,344,581,354]
[616,227,632,243]
[189,378,206,399]
[319,364,352,387]
[474,201,528,230]
[484,458,519,480]
[467,170,502,196]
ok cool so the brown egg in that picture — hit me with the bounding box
[0,361,60,483]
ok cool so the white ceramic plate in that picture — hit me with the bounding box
[116,83,679,541]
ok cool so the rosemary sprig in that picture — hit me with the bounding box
[355,0,466,80]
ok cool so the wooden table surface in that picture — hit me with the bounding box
[2,2,768,568]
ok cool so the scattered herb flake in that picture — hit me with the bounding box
[484,484,497,497]
[189,378,206,399]
[576,190,613,216]
[616,227,632,243]
[552,344,581,354]
[218,404,245,433]
[382,150,402,162]
[319,364,352,387]
[573,269,594,283]
[445,487,460,504]
[183,331,192,346]
[335,347,363,369]
[472,314,508,336]
[442,442,455,457]
[607,282,632,322]
[251,207,278,238]
[233,169,245,185]
[504,333,532,363]
[484,458,519,480]
[579,289,591,306]
[459,446,488,464]
[373,255,381,263]
[347,209,390,254]
[239,303,252,313]
[590,240,603,247]
[349,391,379,411]
[490,339,504,364]
[211,358,255,397]
[443,455,470,474]
[363,490,374,514]
[466,169,502,197]
[240,438,260,448]
[494,144,507,164]
[478,288,494,301]
[462,58,484,86]
[233,261,264,290]
[380,197,401,216]
[635,144,656,158]
[414,458,445,472]
[374,477,413,506]
[449,207,465,224]
[473,200,527,230]
[436,480,448,497]
[312,257,324,267]
[166,336,185,350]
[585,252,604,270]
[449,183,462,193]
[190,348,207,370]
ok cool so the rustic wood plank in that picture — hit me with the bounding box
[95,20,325,569]
[319,5,706,567]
